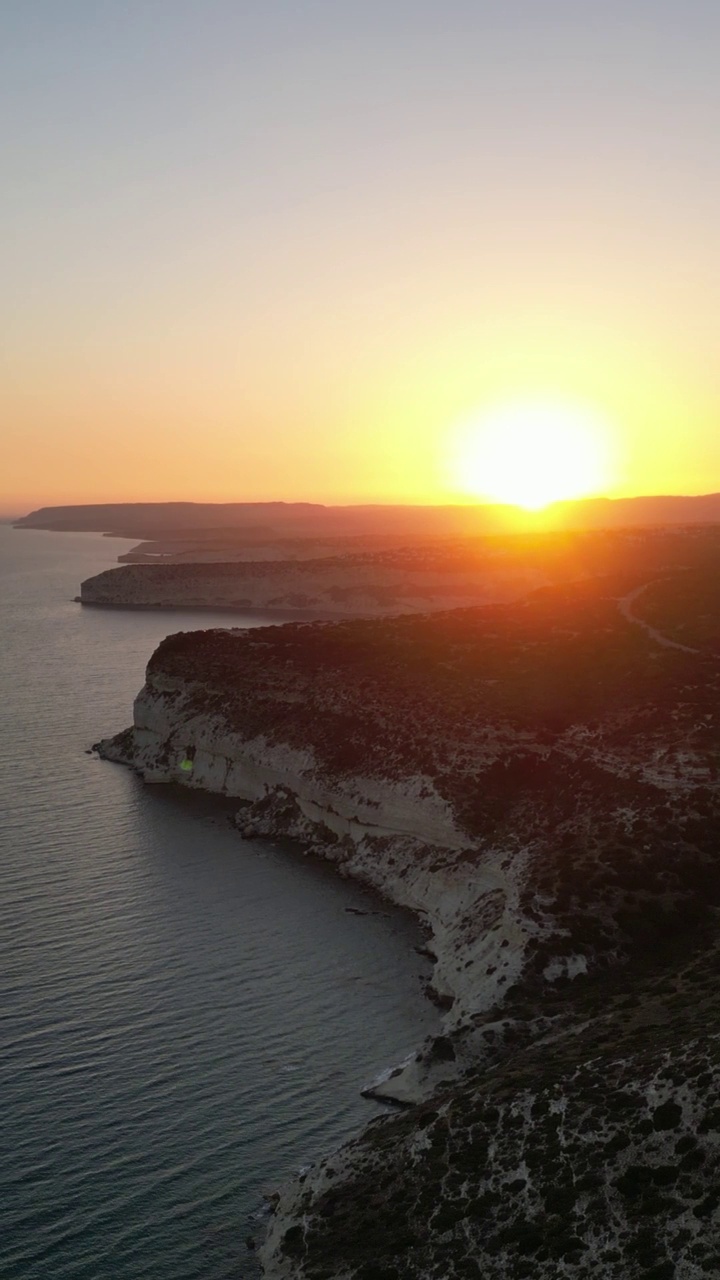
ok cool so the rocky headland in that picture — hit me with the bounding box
[78,550,548,617]
[96,557,720,1279]
[79,524,720,622]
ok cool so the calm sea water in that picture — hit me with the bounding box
[0,527,436,1280]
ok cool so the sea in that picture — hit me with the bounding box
[0,526,437,1280]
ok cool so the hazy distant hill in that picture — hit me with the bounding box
[14,502,323,537]
[557,491,720,527]
[15,493,720,541]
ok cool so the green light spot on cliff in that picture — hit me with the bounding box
[180,758,194,773]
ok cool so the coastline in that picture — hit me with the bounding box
[3,526,450,1280]
[94,728,525,1275]
[77,597,352,621]
[93,601,720,1279]
[96,723,512,1107]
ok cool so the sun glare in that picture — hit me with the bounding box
[448,399,615,510]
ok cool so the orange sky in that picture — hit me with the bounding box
[3,3,719,515]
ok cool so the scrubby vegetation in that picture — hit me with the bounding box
[280,1014,720,1279]
[130,525,720,1279]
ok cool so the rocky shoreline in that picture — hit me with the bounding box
[96,717,521,1108]
[96,580,720,1279]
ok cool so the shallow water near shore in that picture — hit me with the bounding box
[0,526,437,1280]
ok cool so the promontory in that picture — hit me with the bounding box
[94,524,720,1280]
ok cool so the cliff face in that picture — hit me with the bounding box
[80,556,544,617]
[102,664,533,1058]
[98,574,720,1278]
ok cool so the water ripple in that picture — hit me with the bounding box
[0,528,437,1280]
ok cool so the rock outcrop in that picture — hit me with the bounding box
[97,571,720,1279]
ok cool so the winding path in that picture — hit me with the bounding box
[617,582,700,654]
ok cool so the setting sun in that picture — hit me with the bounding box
[447,399,617,510]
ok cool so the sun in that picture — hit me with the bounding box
[448,398,615,510]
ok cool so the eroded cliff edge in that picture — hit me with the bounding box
[97,574,720,1279]
[79,549,545,617]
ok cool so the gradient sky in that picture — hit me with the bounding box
[2,1,719,513]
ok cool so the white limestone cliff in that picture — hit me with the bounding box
[80,558,544,617]
[98,670,550,1106]
[93,570,720,1280]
